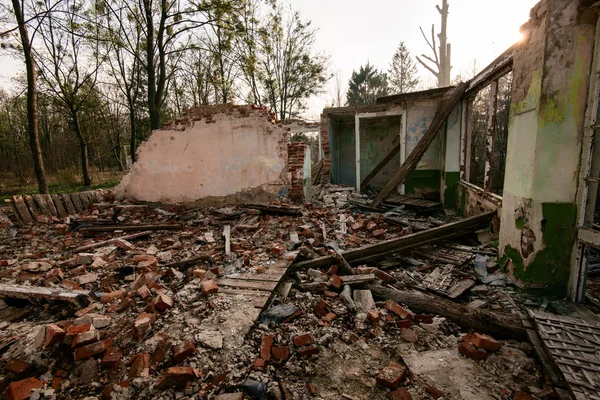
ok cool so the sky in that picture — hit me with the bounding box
[0,0,539,120]
[286,0,539,120]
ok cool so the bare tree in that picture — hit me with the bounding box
[416,0,451,88]
[3,0,50,193]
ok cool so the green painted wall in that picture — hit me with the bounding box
[500,203,577,296]
[360,118,401,189]
[404,170,441,195]
[331,121,356,186]
[443,171,460,208]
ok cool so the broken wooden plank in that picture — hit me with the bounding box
[361,142,400,189]
[333,249,355,275]
[0,284,91,307]
[369,284,526,340]
[61,193,77,215]
[11,196,32,224]
[340,274,376,285]
[216,278,278,292]
[43,193,58,216]
[245,202,302,216]
[70,192,84,213]
[77,223,182,234]
[33,194,51,216]
[223,225,231,256]
[292,211,494,270]
[77,192,90,211]
[51,194,67,218]
[371,82,469,207]
[224,273,283,282]
[72,230,154,253]
[23,195,40,219]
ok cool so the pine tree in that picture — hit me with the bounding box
[346,63,389,106]
[388,41,420,94]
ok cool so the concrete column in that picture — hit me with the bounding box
[442,104,462,208]
[499,0,597,296]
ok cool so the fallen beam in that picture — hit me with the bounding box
[0,284,91,307]
[165,254,214,270]
[360,142,400,189]
[77,223,182,233]
[244,203,303,216]
[292,211,494,270]
[368,284,526,340]
[371,82,469,207]
[72,230,153,253]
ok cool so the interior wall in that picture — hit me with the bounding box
[360,117,401,189]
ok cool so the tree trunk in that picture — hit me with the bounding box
[144,0,159,130]
[11,0,48,194]
[129,107,137,163]
[368,284,526,341]
[115,127,123,171]
[6,105,24,186]
[72,112,91,186]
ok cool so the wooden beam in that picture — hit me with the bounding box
[292,211,494,270]
[371,82,469,207]
[0,284,91,307]
[11,196,32,224]
[368,284,526,340]
[244,203,302,216]
[361,142,401,189]
[72,230,154,253]
[77,223,182,234]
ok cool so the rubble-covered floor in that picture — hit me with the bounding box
[0,186,591,400]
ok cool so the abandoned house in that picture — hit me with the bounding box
[2,0,600,399]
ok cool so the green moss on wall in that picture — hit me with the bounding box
[501,202,577,297]
[404,170,441,195]
[443,171,460,209]
[515,216,525,230]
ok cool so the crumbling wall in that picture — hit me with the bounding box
[115,105,290,204]
[498,0,596,295]
[288,140,311,202]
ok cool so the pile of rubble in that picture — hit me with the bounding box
[0,187,574,399]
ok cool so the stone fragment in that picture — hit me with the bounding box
[92,316,111,329]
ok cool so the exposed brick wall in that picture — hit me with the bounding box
[288,140,308,202]
[320,114,331,183]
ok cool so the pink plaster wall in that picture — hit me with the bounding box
[115,105,290,204]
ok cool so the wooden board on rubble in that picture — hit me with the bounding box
[0,284,91,307]
[385,195,442,209]
[529,310,600,399]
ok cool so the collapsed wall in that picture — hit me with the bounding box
[115,104,291,204]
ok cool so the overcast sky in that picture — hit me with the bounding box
[287,0,539,119]
[0,0,539,119]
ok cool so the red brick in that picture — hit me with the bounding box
[327,265,339,275]
[155,293,174,312]
[425,384,443,399]
[5,359,32,376]
[173,340,195,363]
[401,328,419,343]
[260,336,273,361]
[51,377,63,391]
[128,353,150,378]
[193,269,206,280]
[376,363,407,390]
[314,299,328,316]
[298,345,319,358]
[152,338,172,366]
[102,348,123,365]
[4,377,43,400]
[514,390,540,400]
[67,323,92,337]
[330,274,342,289]
[372,229,385,237]
[414,314,434,324]
[458,341,488,361]
[367,309,381,323]
[306,383,318,395]
[201,279,219,295]
[137,285,151,299]
[356,266,374,274]
[323,290,337,298]
[396,320,412,329]
[322,312,336,323]
[388,388,412,400]
[46,268,64,280]
[71,327,99,349]
[471,333,501,351]
[374,269,394,282]
[133,312,156,339]
[44,324,65,349]
[293,334,315,348]
[209,266,224,276]
[156,367,198,389]
[100,289,126,303]
[269,243,286,257]
[253,358,266,371]
[73,339,112,360]
[271,346,290,362]
[385,300,413,320]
